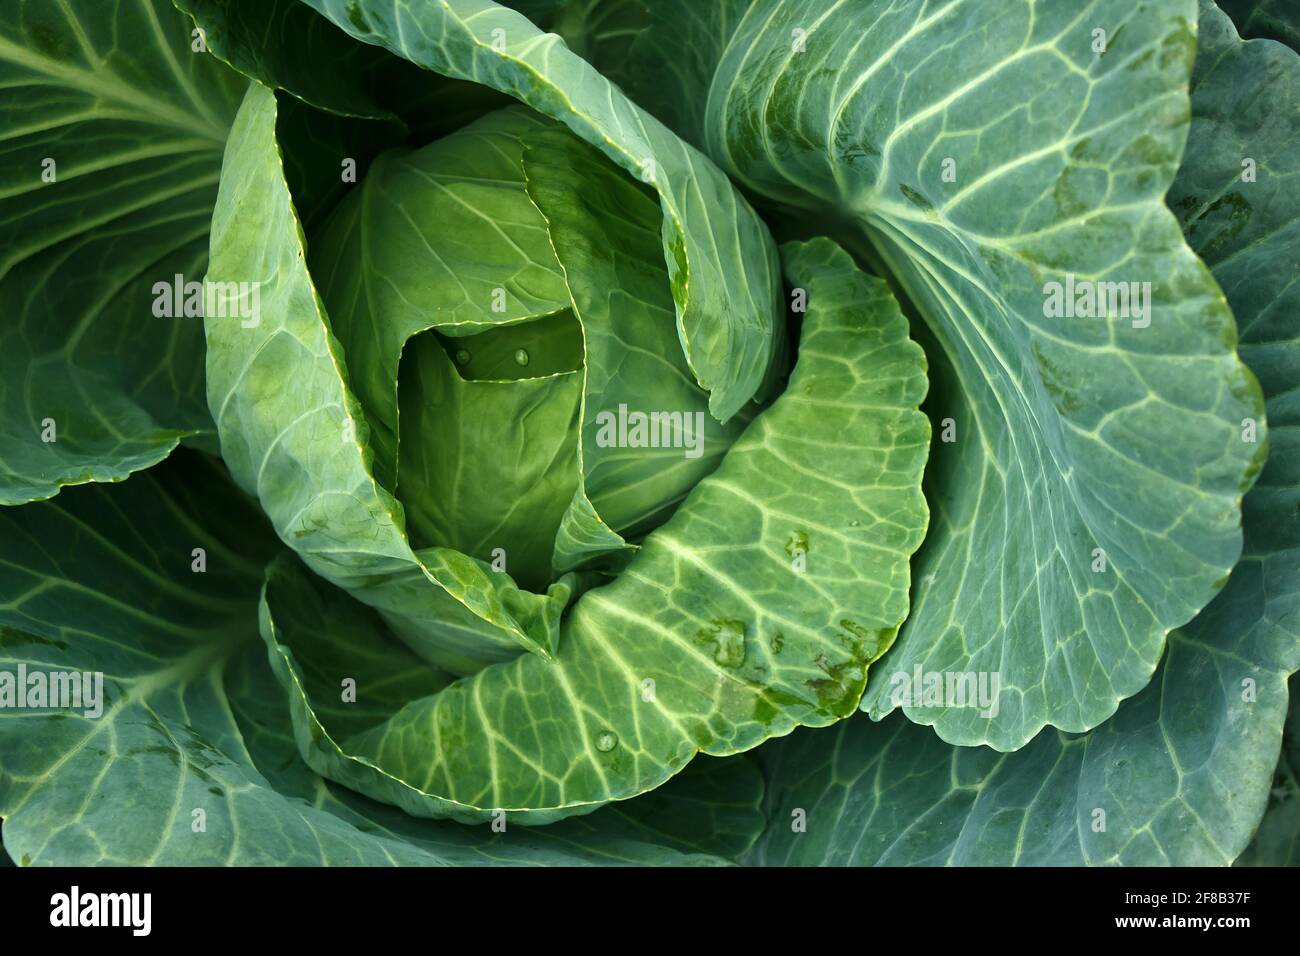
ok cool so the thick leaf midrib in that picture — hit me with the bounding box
[0,631,251,816]
[0,35,228,144]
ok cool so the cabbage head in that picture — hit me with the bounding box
[0,0,1295,868]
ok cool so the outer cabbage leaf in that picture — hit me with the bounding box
[584,0,1269,750]
[1238,677,1300,865]
[0,452,764,866]
[498,0,569,27]
[257,236,930,824]
[176,0,395,119]
[1218,0,1300,51]
[751,1,1300,866]
[176,0,517,231]
[753,609,1293,866]
[0,0,245,503]
[179,0,526,151]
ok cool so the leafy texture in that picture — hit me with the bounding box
[176,0,395,119]
[3,0,1293,871]
[1218,0,1300,52]
[176,0,418,232]
[0,452,767,866]
[1238,677,1300,865]
[0,0,245,504]
[355,122,755,587]
[754,615,1291,866]
[258,236,929,824]
[205,83,573,673]
[309,107,572,496]
[300,0,785,423]
[397,331,584,593]
[751,0,1300,866]
[586,0,1268,750]
[522,128,754,570]
[179,0,521,147]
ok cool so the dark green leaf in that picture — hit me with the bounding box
[0,0,245,503]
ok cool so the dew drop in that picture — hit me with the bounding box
[513,348,530,366]
[455,349,471,365]
[595,731,618,752]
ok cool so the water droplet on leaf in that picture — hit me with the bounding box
[595,731,618,752]
[455,349,471,364]
[513,348,530,366]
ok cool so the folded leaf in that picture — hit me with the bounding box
[204,83,573,670]
[397,338,584,594]
[0,451,760,866]
[751,1,1300,866]
[588,0,1270,749]
[522,128,756,571]
[259,236,930,823]
[309,107,572,494]
[300,0,786,423]
[180,0,520,144]
[176,0,394,119]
